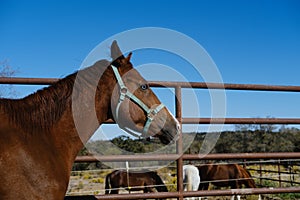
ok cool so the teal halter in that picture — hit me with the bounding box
[111,65,165,138]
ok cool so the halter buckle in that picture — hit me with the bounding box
[147,109,157,121]
[119,87,128,101]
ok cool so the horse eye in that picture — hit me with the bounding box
[140,84,149,90]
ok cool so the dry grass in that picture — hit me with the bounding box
[66,164,300,199]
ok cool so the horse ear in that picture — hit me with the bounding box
[125,52,132,63]
[111,40,125,61]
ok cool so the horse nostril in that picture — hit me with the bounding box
[176,123,181,131]
[175,123,181,135]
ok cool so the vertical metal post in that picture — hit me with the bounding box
[290,162,294,186]
[259,161,262,186]
[175,86,183,200]
[126,161,131,193]
[278,160,282,187]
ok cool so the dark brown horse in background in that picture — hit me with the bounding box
[105,170,168,197]
[0,41,179,199]
[197,163,261,200]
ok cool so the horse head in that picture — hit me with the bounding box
[108,41,180,144]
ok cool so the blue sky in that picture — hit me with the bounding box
[1,0,300,137]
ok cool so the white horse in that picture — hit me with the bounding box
[183,165,201,200]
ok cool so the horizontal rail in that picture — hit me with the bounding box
[67,187,300,199]
[189,187,300,196]
[94,191,178,200]
[183,152,300,160]
[151,81,300,92]
[104,118,300,124]
[1,77,300,92]
[75,152,300,162]
[247,168,298,175]
[258,177,300,185]
[249,168,299,175]
[182,187,300,197]
[75,154,179,162]
[0,77,59,85]
[182,117,300,124]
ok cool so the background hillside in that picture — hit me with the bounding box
[73,125,300,171]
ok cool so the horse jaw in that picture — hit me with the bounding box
[157,113,180,145]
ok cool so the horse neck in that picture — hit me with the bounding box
[238,167,257,188]
[53,64,115,156]
[6,62,115,161]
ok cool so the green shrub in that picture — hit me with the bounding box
[78,181,84,190]
[82,173,92,180]
[91,178,104,183]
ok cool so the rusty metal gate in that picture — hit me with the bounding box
[1,77,300,199]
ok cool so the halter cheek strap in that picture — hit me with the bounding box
[111,65,165,138]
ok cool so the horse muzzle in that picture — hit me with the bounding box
[156,116,180,145]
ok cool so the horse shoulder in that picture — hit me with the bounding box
[206,165,218,180]
[0,106,19,140]
[0,145,68,199]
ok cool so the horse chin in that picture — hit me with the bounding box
[157,128,178,145]
[159,136,171,145]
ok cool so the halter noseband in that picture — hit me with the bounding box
[111,65,165,138]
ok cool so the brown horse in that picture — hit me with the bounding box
[197,163,261,200]
[0,41,179,199]
[105,170,168,196]
[197,163,256,190]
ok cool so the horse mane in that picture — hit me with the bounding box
[243,167,253,178]
[0,59,111,134]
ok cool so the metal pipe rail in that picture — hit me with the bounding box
[104,117,300,124]
[1,77,300,92]
[66,187,300,200]
[183,117,300,124]
[75,152,300,163]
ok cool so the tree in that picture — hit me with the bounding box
[0,60,18,97]
[111,136,146,153]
